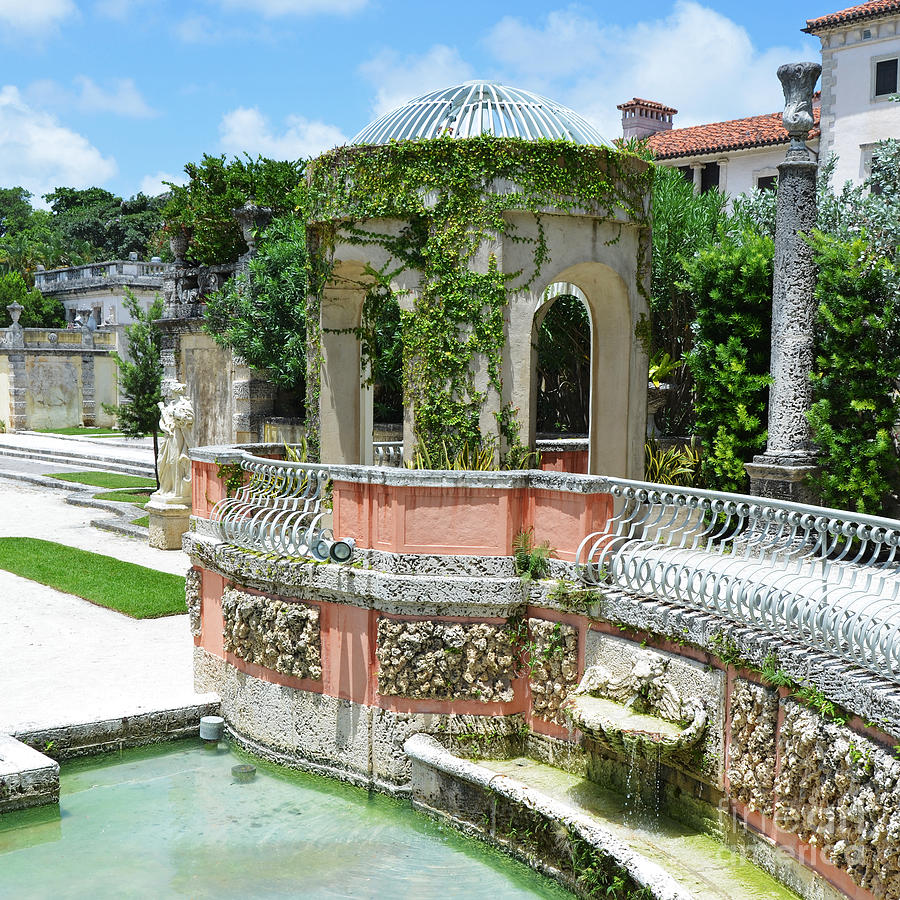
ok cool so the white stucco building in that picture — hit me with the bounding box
[809,0,900,185]
[624,0,900,196]
[34,254,171,328]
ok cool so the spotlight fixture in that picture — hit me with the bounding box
[329,538,356,563]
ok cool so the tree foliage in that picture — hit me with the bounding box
[204,215,309,398]
[105,290,163,484]
[161,155,306,265]
[649,164,728,433]
[807,235,900,513]
[683,230,773,493]
[0,272,64,328]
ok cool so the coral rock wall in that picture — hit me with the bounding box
[775,700,900,900]
[221,588,321,680]
[728,679,778,815]
[185,568,202,637]
[376,619,516,702]
[527,618,578,725]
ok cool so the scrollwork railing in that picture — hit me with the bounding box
[577,479,900,682]
[209,457,331,557]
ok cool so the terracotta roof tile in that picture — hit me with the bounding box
[805,0,900,33]
[647,108,821,160]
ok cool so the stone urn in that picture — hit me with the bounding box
[169,227,190,266]
[232,202,273,254]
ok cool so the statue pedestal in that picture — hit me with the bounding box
[146,498,191,550]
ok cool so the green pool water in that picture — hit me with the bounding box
[0,741,571,899]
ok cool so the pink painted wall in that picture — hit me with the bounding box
[539,449,589,474]
[332,480,611,560]
[192,461,226,520]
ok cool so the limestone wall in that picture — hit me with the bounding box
[221,588,321,681]
[186,531,900,900]
[376,619,516,702]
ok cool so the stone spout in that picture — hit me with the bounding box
[778,62,821,147]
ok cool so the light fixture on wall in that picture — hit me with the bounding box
[329,538,356,563]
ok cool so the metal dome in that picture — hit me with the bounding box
[352,81,608,146]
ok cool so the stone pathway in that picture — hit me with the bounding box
[0,467,203,734]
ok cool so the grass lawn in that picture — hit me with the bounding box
[0,538,186,618]
[35,426,123,436]
[131,516,149,528]
[50,471,156,490]
[94,489,154,508]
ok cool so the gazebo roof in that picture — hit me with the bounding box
[352,80,608,146]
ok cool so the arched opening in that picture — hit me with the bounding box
[531,282,592,474]
[364,292,404,466]
[534,284,592,437]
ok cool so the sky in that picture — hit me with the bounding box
[0,0,832,204]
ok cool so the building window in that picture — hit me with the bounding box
[700,162,720,194]
[756,175,777,191]
[874,58,898,97]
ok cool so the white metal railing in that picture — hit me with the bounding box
[209,457,331,557]
[373,441,403,467]
[577,479,900,682]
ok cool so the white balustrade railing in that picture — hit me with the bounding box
[209,457,331,557]
[373,441,404,467]
[201,447,900,682]
[577,479,900,682]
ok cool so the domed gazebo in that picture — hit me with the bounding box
[309,80,651,478]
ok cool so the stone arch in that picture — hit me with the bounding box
[513,261,645,478]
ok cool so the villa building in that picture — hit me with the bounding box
[622,0,900,196]
[33,253,171,328]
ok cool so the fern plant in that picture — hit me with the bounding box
[512,528,552,581]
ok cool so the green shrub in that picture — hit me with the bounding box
[682,230,773,493]
[807,233,900,514]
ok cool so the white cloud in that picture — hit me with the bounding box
[219,106,347,158]
[75,77,157,117]
[139,171,187,197]
[483,2,818,139]
[0,0,75,31]
[359,45,474,118]
[24,77,156,118]
[0,85,117,199]
[214,0,367,17]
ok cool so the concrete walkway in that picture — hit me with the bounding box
[0,466,204,734]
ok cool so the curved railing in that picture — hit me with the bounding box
[577,479,900,682]
[209,455,331,557]
[373,441,404,467]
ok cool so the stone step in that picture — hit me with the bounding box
[0,445,154,478]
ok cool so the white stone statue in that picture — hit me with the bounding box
[154,381,194,506]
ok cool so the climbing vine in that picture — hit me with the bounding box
[305,136,652,462]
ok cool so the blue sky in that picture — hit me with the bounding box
[0,0,830,203]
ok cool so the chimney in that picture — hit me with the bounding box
[617,98,678,141]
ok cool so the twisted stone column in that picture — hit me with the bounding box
[746,62,821,502]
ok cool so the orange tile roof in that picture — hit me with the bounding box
[647,108,821,160]
[805,0,900,33]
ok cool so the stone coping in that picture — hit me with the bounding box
[534,437,589,452]
[0,734,59,813]
[185,531,528,618]
[190,443,611,494]
[403,733,690,900]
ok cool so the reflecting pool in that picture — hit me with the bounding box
[0,741,571,899]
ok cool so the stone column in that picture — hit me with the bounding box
[691,164,703,195]
[746,62,822,503]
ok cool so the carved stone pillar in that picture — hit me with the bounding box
[746,62,822,503]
